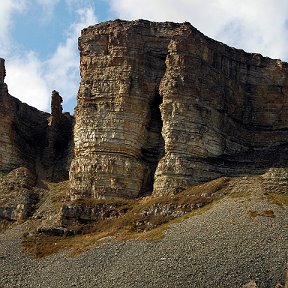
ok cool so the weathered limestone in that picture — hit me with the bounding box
[69,20,172,199]
[154,24,288,194]
[51,90,63,121]
[44,90,73,181]
[0,60,73,181]
[0,62,73,222]
[69,19,288,199]
[0,167,39,221]
[0,69,47,174]
[0,58,5,83]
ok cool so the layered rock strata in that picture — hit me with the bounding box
[43,90,74,181]
[0,59,73,181]
[0,167,39,221]
[69,20,288,198]
[70,20,170,199]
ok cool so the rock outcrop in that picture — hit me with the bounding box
[0,59,74,224]
[0,59,73,181]
[69,20,288,199]
[43,90,74,181]
[0,58,6,83]
[1,20,288,202]
[0,167,39,221]
[0,59,47,175]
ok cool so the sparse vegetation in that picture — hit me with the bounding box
[45,181,70,207]
[31,180,69,221]
[249,209,276,218]
[22,177,229,258]
[266,192,288,207]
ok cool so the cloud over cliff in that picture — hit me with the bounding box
[110,0,288,60]
[1,0,287,112]
[1,1,97,112]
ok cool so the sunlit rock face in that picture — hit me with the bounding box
[69,20,288,199]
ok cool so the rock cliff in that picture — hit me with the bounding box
[69,19,288,199]
[0,58,74,222]
[1,21,288,287]
[0,58,73,181]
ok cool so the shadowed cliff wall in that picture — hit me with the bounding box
[0,59,73,181]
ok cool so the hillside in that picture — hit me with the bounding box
[0,20,288,287]
[0,176,288,287]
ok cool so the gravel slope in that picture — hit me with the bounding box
[0,188,287,288]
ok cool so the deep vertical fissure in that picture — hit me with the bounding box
[140,90,165,196]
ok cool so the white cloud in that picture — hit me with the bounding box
[36,0,60,21]
[43,7,97,107]
[4,4,97,112]
[5,53,50,111]
[109,0,288,60]
[0,0,27,56]
[70,6,97,33]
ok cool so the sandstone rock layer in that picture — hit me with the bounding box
[0,59,73,181]
[70,20,288,199]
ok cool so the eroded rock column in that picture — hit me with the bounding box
[41,90,73,181]
[0,58,6,83]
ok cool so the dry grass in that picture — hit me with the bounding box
[31,181,69,221]
[45,181,70,208]
[22,177,229,258]
[249,209,276,218]
[266,193,288,207]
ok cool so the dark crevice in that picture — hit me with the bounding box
[140,91,165,196]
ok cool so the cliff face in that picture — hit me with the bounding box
[0,59,73,181]
[70,20,175,199]
[69,19,288,199]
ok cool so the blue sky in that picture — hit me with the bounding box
[1,0,288,113]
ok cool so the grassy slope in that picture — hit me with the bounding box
[23,177,229,258]
[21,176,288,259]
